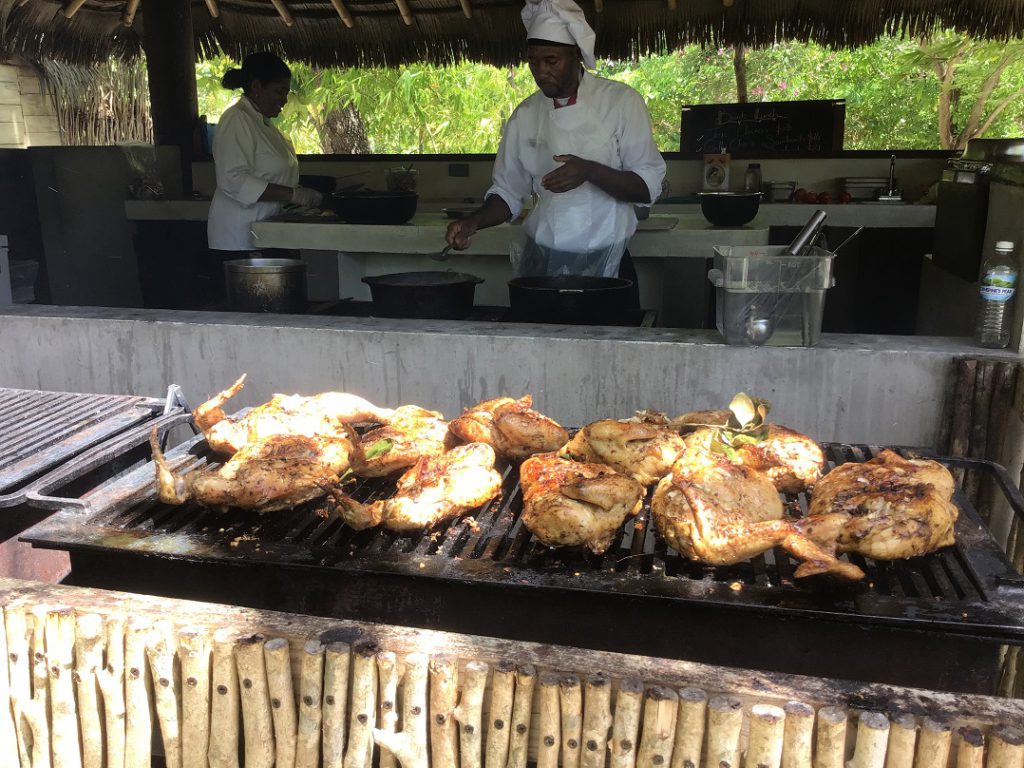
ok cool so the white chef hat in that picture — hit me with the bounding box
[521,0,596,70]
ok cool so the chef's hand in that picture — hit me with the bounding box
[446,215,480,250]
[541,155,594,194]
[291,186,323,208]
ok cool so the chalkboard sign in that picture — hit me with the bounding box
[679,99,845,155]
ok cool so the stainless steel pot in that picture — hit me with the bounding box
[224,258,307,313]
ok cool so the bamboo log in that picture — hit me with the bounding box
[815,707,847,768]
[208,631,240,768]
[885,714,917,768]
[327,0,355,27]
[610,678,643,768]
[203,0,220,18]
[265,638,298,768]
[74,614,105,768]
[147,621,182,768]
[536,673,561,768]
[99,617,126,768]
[296,640,325,768]
[235,634,275,768]
[989,725,1024,768]
[5,603,31,768]
[60,0,88,19]
[781,701,813,768]
[705,695,742,768]
[559,674,583,768]
[747,704,785,768]
[429,658,458,768]
[0,605,18,768]
[671,687,706,768]
[269,0,295,25]
[377,651,400,768]
[506,665,537,768]
[121,0,140,26]
[373,652,429,768]
[453,661,488,768]
[457,0,471,18]
[29,605,48,713]
[486,660,516,768]
[343,642,378,768]
[124,618,153,768]
[955,727,984,768]
[21,691,50,768]
[179,627,212,768]
[323,641,351,768]
[637,686,678,768]
[849,712,889,768]
[393,0,413,25]
[913,718,951,768]
[580,673,610,768]
[46,608,81,768]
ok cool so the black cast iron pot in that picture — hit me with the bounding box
[507,275,634,325]
[697,191,762,226]
[330,190,418,224]
[362,271,484,320]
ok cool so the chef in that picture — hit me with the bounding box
[445,0,665,298]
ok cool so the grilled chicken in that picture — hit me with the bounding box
[352,405,453,477]
[651,452,864,580]
[560,413,686,486]
[669,410,732,434]
[683,424,825,493]
[449,395,569,461]
[329,442,502,532]
[799,450,958,560]
[150,428,352,513]
[519,453,644,554]
[195,374,395,455]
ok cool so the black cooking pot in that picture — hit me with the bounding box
[362,271,484,320]
[697,192,762,227]
[298,174,337,195]
[330,190,418,224]
[507,275,634,325]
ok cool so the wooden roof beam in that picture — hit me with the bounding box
[121,0,140,26]
[328,0,355,28]
[594,0,603,11]
[204,0,220,19]
[269,0,294,26]
[458,0,472,18]
[667,0,677,9]
[394,0,413,25]
[60,0,88,18]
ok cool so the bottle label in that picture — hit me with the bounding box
[981,271,1017,302]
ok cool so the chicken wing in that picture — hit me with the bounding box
[519,453,644,554]
[799,450,958,560]
[351,405,454,477]
[449,395,569,461]
[651,453,864,580]
[559,413,686,486]
[329,443,502,532]
[195,374,395,455]
[150,428,352,513]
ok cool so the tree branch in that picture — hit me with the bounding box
[733,46,748,103]
[957,54,1015,146]
[978,85,1024,136]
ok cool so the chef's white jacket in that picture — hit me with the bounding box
[207,96,300,251]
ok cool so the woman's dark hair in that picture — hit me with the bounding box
[221,52,291,92]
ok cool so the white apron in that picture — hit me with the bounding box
[514,95,634,278]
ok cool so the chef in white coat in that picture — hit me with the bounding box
[208,52,322,254]
[446,0,665,300]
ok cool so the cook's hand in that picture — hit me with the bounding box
[446,215,479,250]
[291,186,323,208]
[541,155,594,194]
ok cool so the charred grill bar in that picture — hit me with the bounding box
[21,424,1024,695]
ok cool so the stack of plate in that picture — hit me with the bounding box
[841,177,887,201]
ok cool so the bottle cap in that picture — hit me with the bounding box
[996,240,1015,251]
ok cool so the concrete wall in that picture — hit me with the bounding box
[0,58,60,149]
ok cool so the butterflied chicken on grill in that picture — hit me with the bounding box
[195,374,395,455]
[560,413,686,486]
[651,453,865,580]
[150,428,352,513]
[449,395,569,461]
[798,450,958,560]
[329,442,502,532]
[519,453,644,554]
[352,405,453,477]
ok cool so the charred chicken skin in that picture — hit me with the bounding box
[559,414,686,486]
[449,395,569,461]
[150,428,352,513]
[652,452,864,580]
[329,442,502,532]
[519,453,644,554]
[799,450,958,560]
[351,405,453,477]
[194,374,395,455]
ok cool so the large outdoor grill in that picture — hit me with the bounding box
[19,411,1024,695]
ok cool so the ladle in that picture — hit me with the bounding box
[431,244,453,262]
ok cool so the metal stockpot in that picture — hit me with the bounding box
[224,258,307,313]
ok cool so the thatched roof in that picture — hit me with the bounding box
[2,0,1024,68]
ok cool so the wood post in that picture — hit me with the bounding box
[536,673,561,768]
[849,712,889,768]
[124,618,153,768]
[457,0,471,18]
[5,603,31,768]
[60,0,88,18]
[74,614,105,768]
[235,634,275,768]
[99,617,126,768]
[393,0,413,25]
[29,605,48,722]
[747,704,785,768]
[705,695,742,768]
[507,665,537,768]
[203,0,220,18]
[913,718,952,768]
[637,686,678,768]
[22,690,50,768]
[486,660,516,768]
[453,661,488,768]
[208,631,240,768]
[121,0,141,26]
[328,0,355,26]
[966,360,995,505]
[671,687,706,768]
[948,358,978,485]
[373,653,429,768]
[269,0,295,25]
[296,640,325,768]
[885,713,917,768]
[956,726,984,768]
[580,673,611,768]
[781,701,814,768]
[179,627,212,768]
[610,678,643,768]
[265,637,298,768]
[815,706,847,768]
[429,658,458,768]
[989,725,1024,768]
[377,651,400,768]
[0,605,19,768]
[148,621,182,768]
[323,641,351,768]
[343,641,378,768]
[559,674,583,768]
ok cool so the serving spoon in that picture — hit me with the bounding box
[431,244,453,262]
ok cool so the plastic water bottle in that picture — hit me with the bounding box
[975,241,1018,349]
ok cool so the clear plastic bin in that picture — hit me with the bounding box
[708,245,835,347]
